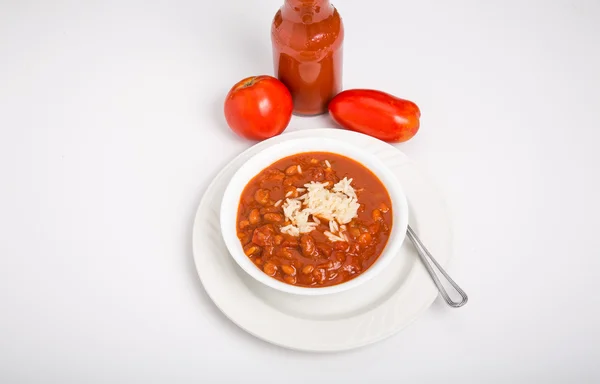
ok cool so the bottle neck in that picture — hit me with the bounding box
[284,0,330,7]
[282,0,332,23]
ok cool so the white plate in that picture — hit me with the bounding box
[192,128,452,352]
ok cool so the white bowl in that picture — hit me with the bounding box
[220,137,409,296]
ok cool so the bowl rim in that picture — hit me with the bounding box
[219,137,409,296]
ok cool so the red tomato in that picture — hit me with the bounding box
[328,89,421,143]
[224,75,293,141]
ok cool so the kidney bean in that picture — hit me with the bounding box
[372,209,383,222]
[316,243,332,257]
[313,268,326,284]
[358,233,372,246]
[252,225,274,246]
[285,165,298,175]
[248,209,261,225]
[237,232,250,245]
[263,169,285,182]
[244,245,259,256]
[254,189,270,205]
[263,245,275,258]
[300,234,316,257]
[264,213,284,223]
[263,262,277,276]
[239,220,250,229]
[279,248,293,259]
[281,265,296,276]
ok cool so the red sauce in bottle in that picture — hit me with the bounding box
[271,0,344,116]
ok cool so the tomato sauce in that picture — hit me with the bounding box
[271,0,344,116]
[236,152,393,288]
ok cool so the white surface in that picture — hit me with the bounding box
[219,134,409,296]
[0,0,599,382]
[197,128,447,350]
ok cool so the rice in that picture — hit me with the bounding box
[325,160,331,169]
[280,225,300,237]
[332,177,357,199]
[329,220,339,233]
[324,231,346,242]
[280,177,359,237]
[304,178,359,224]
[282,198,302,220]
[274,199,282,207]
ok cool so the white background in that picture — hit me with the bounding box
[1,0,599,382]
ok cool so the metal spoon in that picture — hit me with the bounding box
[406,225,468,308]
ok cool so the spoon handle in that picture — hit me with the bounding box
[407,225,468,308]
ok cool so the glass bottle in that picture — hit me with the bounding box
[271,0,344,116]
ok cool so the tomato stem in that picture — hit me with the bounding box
[241,77,257,89]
